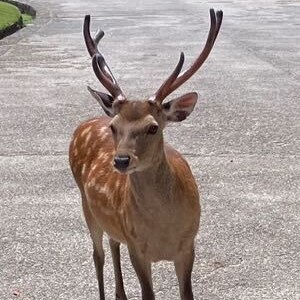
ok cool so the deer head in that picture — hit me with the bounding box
[83,10,223,173]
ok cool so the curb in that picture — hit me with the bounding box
[0,0,36,40]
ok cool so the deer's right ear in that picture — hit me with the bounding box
[87,86,115,117]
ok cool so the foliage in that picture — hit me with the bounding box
[21,13,32,25]
[0,1,21,30]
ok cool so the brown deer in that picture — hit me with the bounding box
[69,9,222,300]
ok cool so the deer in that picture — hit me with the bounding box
[69,9,222,300]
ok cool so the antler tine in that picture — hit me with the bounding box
[150,52,185,103]
[214,10,223,43]
[152,9,223,102]
[91,28,119,86]
[84,15,126,99]
[92,54,125,100]
[94,29,104,45]
[169,9,222,93]
[83,15,97,57]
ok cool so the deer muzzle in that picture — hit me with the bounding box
[114,155,131,172]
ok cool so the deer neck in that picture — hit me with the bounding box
[128,143,174,206]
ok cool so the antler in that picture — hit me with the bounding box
[151,9,223,103]
[83,15,126,100]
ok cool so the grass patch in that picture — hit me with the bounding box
[22,13,32,25]
[0,1,21,30]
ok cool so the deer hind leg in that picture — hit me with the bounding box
[174,245,195,300]
[109,239,128,300]
[82,196,106,300]
[128,246,154,300]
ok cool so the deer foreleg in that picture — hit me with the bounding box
[128,246,154,300]
[109,239,128,300]
[93,241,105,300]
[174,246,195,300]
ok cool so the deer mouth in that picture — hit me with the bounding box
[113,166,137,175]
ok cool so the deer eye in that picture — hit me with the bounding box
[147,125,158,135]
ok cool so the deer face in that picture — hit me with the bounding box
[108,100,163,173]
[103,95,197,174]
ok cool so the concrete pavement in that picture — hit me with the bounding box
[0,0,299,299]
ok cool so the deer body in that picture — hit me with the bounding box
[70,9,222,300]
[70,115,200,263]
[70,112,200,261]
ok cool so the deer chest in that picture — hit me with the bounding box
[124,203,199,261]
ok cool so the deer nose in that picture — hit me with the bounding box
[114,155,130,170]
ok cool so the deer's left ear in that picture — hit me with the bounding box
[162,92,198,122]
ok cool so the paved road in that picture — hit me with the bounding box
[1,0,299,299]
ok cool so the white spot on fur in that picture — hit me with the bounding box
[87,147,92,156]
[102,153,110,163]
[84,131,92,147]
[81,163,86,176]
[103,184,111,199]
[95,184,104,193]
[101,133,109,141]
[97,151,110,162]
[99,126,108,136]
[88,177,96,188]
[81,126,92,137]
[98,152,105,160]
[93,183,111,198]
[114,179,120,189]
[73,137,78,147]
[74,148,78,156]
[87,119,98,124]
